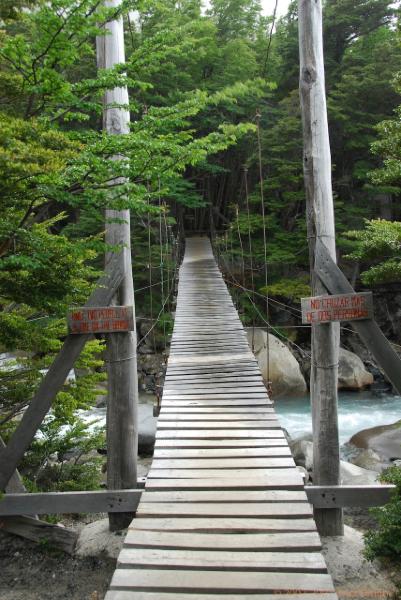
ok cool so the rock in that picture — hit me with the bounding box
[296,465,309,483]
[350,449,385,473]
[321,525,397,599]
[350,420,401,463]
[246,329,307,397]
[138,403,157,455]
[338,348,373,390]
[282,428,291,444]
[290,438,313,471]
[340,460,378,485]
[75,519,126,559]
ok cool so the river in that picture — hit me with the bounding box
[274,391,401,451]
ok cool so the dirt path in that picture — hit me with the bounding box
[0,529,115,600]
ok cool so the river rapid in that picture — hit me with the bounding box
[274,391,401,454]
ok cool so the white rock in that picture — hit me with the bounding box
[321,525,396,599]
[246,329,307,397]
[290,439,314,471]
[296,465,309,483]
[340,460,378,485]
[351,449,384,473]
[75,518,126,559]
[339,348,373,390]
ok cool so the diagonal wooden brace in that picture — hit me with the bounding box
[0,251,126,491]
[315,238,401,395]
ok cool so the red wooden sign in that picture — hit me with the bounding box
[301,292,373,324]
[67,306,134,334]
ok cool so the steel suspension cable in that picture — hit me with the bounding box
[256,109,271,394]
[243,166,257,351]
[147,196,156,352]
[235,204,246,291]
[158,187,167,350]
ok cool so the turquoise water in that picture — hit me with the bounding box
[274,391,401,447]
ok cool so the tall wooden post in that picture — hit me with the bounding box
[298,0,343,536]
[97,1,138,531]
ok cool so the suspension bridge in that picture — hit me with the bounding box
[105,236,337,599]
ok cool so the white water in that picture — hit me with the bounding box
[274,391,401,448]
[79,391,401,458]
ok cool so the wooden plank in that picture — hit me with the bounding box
[137,502,312,518]
[165,375,262,383]
[161,399,271,407]
[109,569,334,593]
[157,420,280,430]
[140,490,308,503]
[151,458,294,469]
[124,529,322,551]
[156,430,285,439]
[0,515,77,554]
[117,548,326,572]
[145,475,303,491]
[164,382,265,390]
[168,353,252,366]
[131,518,316,533]
[158,413,275,421]
[162,393,268,399]
[0,250,125,492]
[0,490,142,516]
[153,447,292,458]
[160,407,275,414]
[105,593,337,600]
[147,468,297,479]
[154,439,288,448]
[306,484,396,508]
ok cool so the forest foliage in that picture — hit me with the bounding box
[0,0,400,493]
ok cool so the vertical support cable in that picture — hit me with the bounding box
[243,167,256,352]
[255,109,271,395]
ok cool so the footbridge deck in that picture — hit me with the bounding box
[105,237,337,599]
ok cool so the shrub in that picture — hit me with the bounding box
[364,464,401,561]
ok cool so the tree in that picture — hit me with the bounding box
[0,0,256,485]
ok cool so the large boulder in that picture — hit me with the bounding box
[350,420,401,463]
[75,519,125,559]
[350,449,385,473]
[138,403,157,455]
[246,329,307,397]
[289,438,314,471]
[338,348,373,390]
[340,460,378,485]
[321,525,397,599]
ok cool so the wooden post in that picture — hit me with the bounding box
[97,1,138,531]
[298,0,343,535]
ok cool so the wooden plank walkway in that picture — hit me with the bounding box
[105,237,337,600]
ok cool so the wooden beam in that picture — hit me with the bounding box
[0,251,125,492]
[298,0,343,536]
[0,516,78,554]
[315,237,401,395]
[0,489,142,516]
[98,1,139,531]
[306,485,396,508]
[0,436,26,494]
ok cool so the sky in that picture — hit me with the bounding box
[261,0,292,17]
